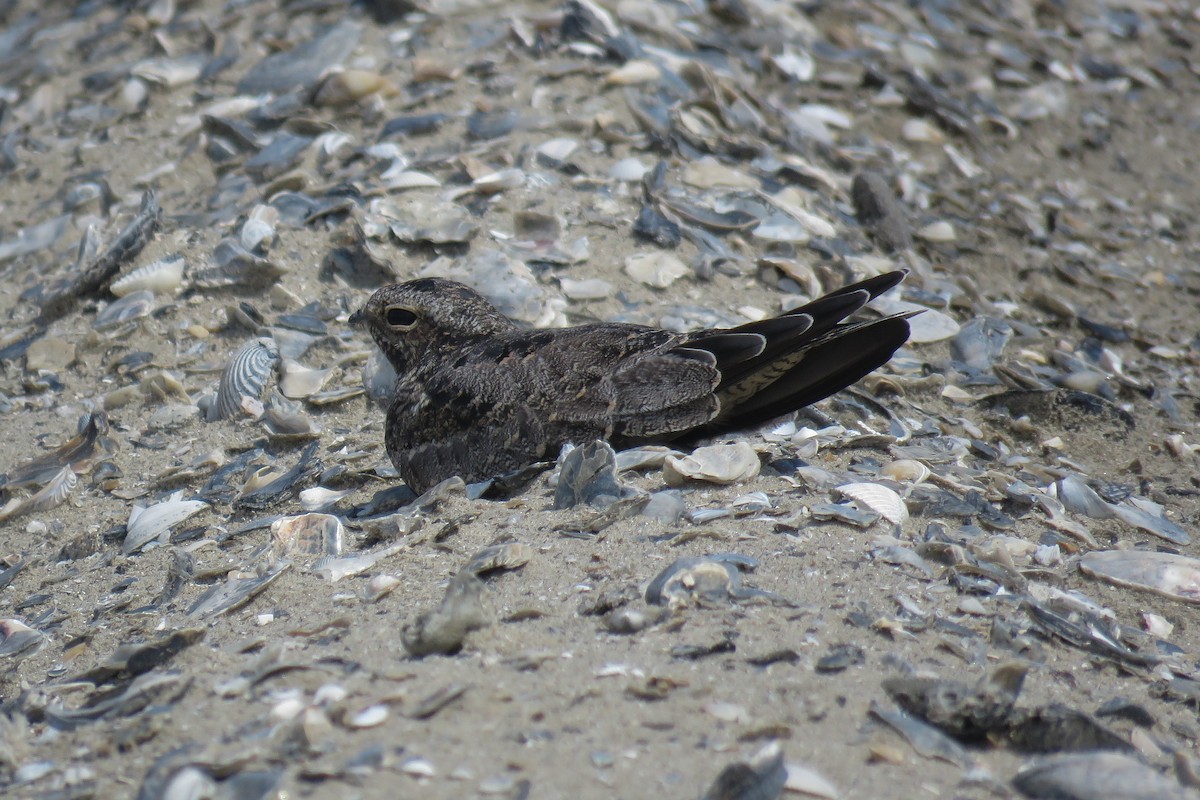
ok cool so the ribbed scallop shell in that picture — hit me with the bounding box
[110,254,185,296]
[0,465,78,522]
[26,465,78,512]
[215,337,279,420]
[835,482,909,526]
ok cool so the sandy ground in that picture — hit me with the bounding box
[2,1,1200,798]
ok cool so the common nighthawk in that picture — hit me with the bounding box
[351,271,913,493]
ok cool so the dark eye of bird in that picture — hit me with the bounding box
[386,307,417,327]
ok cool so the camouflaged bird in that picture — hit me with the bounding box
[351,271,913,493]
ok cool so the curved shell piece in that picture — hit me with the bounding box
[299,486,352,512]
[1080,550,1200,604]
[881,459,930,484]
[124,490,209,553]
[466,542,533,575]
[835,482,909,526]
[871,296,961,344]
[1055,474,1114,519]
[362,348,397,402]
[272,513,345,558]
[278,358,332,399]
[110,254,185,297]
[0,619,45,660]
[239,204,279,253]
[214,337,279,420]
[663,442,761,486]
[93,290,155,331]
[1013,752,1190,800]
[0,465,78,522]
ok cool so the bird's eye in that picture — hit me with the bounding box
[386,307,417,328]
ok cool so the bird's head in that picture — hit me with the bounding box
[349,278,517,373]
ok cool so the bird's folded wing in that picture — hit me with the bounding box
[608,352,721,440]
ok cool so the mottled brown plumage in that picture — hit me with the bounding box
[351,271,913,493]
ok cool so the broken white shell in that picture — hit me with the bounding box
[272,513,345,558]
[299,486,352,512]
[124,490,209,553]
[625,251,689,289]
[110,254,185,297]
[1080,550,1200,604]
[279,359,332,399]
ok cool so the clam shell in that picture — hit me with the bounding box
[214,337,279,420]
[1055,475,1190,545]
[625,251,688,289]
[663,442,760,486]
[1054,474,1114,519]
[1013,753,1190,800]
[306,385,365,406]
[381,169,441,190]
[553,440,625,510]
[870,296,960,344]
[1108,497,1190,546]
[645,554,756,606]
[835,482,909,525]
[466,542,533,575]
[472,168,524,194]
[110,254,185,297]
[312,69,395,106]
[615,445,679,471]
[604,60,661,86]
[123,490,209,553]
[363,574,402,603]
[240,466,287,495]
[362,349,397,402]
[263,404,320,439]
[347,705,389,729]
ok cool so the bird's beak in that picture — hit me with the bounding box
[348,308,364,326]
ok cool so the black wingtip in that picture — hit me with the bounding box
[848,269,906,300]
[703,315,912,434]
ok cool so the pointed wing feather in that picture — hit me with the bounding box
[705,315,913,432]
